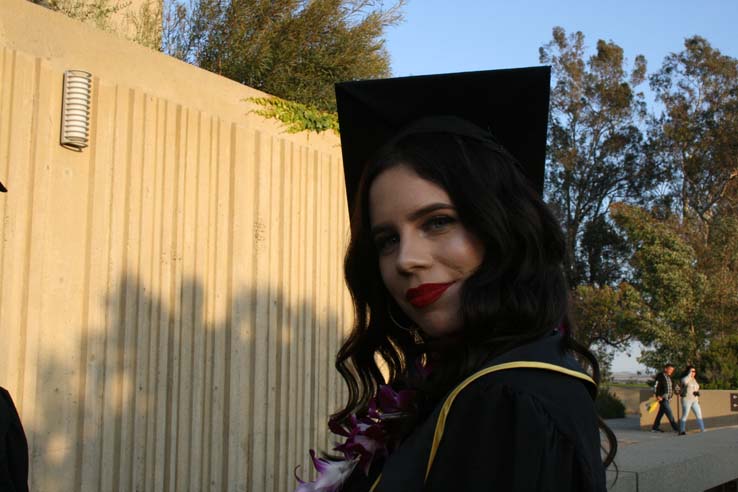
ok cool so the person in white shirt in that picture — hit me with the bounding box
[679,365,705,435]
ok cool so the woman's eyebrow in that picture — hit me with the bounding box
[407,203,455,221]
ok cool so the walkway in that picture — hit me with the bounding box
[605,416,738,491]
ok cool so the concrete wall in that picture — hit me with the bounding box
[639,390,738,431]
[606,385,738,430]
[0,1,351,491]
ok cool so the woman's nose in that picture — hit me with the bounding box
[395,235,431,273]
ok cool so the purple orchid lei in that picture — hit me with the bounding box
[294,385,417,492]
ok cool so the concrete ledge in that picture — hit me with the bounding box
[607,428,738,491]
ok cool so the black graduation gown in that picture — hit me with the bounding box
[344,333,606,492]
[0,387,29,492]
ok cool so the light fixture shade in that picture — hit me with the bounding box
[60,70,92,149]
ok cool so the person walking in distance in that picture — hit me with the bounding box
[679,366,705,435]
[652,363,679,433]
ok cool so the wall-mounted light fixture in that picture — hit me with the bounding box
[60,70,92,150]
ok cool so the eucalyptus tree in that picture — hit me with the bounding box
[640,36,738,385]
[648,36,738,236]
[539,28,660,367]
[163,0,405,111]
[539,27,654,289]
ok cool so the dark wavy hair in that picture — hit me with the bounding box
[680,365,696,379]
[332,130,616,466]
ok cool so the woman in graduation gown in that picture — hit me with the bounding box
[0,183,30,492]
[0,387,29,492]
[295,67,616,492]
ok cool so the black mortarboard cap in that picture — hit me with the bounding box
[335,66,550,210]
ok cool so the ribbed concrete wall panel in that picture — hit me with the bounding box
[0,3,352,489]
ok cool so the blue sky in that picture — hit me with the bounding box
[385,0,738,81]
[383,0,738,373]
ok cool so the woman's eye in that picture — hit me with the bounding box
[424,215,456,232]
[374,234,399,254]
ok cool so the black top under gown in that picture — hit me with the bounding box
[343,333,607,492]
[0,387,29,492]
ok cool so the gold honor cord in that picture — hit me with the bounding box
[369,474,382,492]
[367,361,594,490]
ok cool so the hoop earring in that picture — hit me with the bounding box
[387,302,423,344]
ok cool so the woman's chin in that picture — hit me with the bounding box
[416,316,462,339]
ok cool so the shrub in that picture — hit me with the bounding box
[595,389,626,419]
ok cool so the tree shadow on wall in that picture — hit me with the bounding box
[31,272,346,492]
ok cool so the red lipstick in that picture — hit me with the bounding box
[406,282,455,308]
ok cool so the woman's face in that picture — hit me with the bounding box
[369,165,485,338]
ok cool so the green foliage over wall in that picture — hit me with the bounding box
[248,97,339,135]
